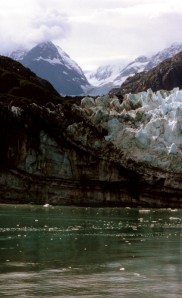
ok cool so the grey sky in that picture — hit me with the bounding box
[0,0,182,70]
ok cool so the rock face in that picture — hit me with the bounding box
[0,99,181,208]
[0,102,140,207]
[114,51,182,95]
[0,56,182,207]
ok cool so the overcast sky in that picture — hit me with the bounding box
[0,0,182,70]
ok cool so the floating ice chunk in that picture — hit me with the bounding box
[139,209,150,214]
[134,273,140,277]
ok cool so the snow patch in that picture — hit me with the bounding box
[35,56,64,65]
[57,46,84,76]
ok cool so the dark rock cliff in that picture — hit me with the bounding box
[0,56,182,207]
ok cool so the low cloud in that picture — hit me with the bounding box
[0,5,70,53]
[31,10,70,44]
[0,0,182,70]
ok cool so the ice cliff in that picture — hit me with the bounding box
[72,88,182,173]
[67,88,182,194]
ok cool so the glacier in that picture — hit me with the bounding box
[73,88,182,174]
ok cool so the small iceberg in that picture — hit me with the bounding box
[43,203,50,208]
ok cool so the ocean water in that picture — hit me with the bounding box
[0,204,182,297]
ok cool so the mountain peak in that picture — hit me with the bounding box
[28,41,60,60]
[39,41,55,47]
[9,41,90,96]
[36,41,58,52]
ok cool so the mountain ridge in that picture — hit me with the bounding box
[7,41,182,96]
[112,50,182,95]
[86,42,182,95]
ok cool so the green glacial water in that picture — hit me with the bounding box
[0,204,182,297]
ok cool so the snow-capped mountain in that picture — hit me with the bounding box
[86,42,182,95]
[8,41,182,96]
[87,63,127,86]
[113,55,149,85]
[10,41,90,96]
[85,63,128,95]
[85,56,149,90]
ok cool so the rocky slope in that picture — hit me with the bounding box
[113,51,182,96]
[0,56,182,207]
[0,55,61,106]
[9,41,90,96]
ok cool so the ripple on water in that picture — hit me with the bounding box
[0,206,182,297]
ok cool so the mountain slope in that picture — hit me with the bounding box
[112,51,182,95]
[86,43,182,95]
[144,42,182,71]
[10,41,90,96]
[8,49,28,61]
[0,55,61,107]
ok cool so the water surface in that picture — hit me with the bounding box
[0,205,182,297]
